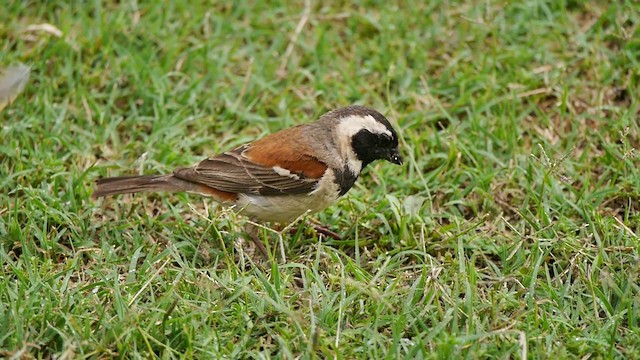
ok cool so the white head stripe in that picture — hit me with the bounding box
[335,115,392,139]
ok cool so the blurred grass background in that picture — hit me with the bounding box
[1,0,639,358]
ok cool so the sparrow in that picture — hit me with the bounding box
[93,105,403,223]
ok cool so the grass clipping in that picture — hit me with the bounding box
[0,63,30,112]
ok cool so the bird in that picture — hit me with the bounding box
[93,105,403,223]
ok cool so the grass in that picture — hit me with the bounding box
[1,0,639,358]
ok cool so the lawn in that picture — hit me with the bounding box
[1,0,639,358]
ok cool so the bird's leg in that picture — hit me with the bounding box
[311,224,342,240]
[244,222,270,258]
[287,220,342,240]
[306,217,343,240]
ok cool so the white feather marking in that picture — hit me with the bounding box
[272,166,300,180]
[345,157,362,175]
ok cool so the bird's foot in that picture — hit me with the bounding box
[311,224,342,240]
[288,222,342,240]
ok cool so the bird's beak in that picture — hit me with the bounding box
[387,148,403,165]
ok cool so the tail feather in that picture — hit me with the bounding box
[92,174,192,198]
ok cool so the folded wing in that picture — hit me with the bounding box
[173,127,329,196]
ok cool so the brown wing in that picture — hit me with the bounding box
[173,126,328,195]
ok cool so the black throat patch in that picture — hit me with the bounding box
[333,166,359,196]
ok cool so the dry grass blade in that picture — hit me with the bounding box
[0,63,31,112]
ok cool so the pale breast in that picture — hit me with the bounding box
[234,170,341,223]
